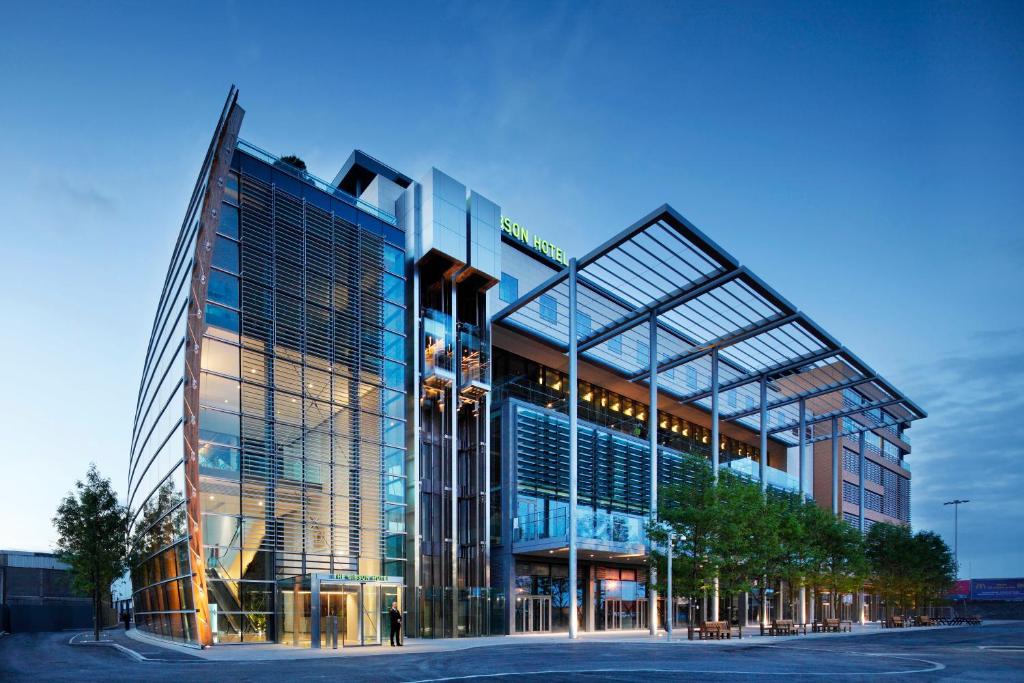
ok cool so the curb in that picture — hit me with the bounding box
[68,632,147,662]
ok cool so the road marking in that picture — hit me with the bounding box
[402,656,946,683]
[978,646,1024,652]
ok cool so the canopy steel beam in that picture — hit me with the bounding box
[722,375,878,421]
[807,415,916,445]
[575,205,738,273]
[768,398,905,435]
[577,268,742,353]
[673,347,839,405]
[628,312,802,382]
[491,267,569,323]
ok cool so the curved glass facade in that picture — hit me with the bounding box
[129,94,406,646]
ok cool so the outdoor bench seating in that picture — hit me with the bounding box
[763,619,806,636]
[916,615,934,626]
[699,621,731,639]
[813,617,851,633]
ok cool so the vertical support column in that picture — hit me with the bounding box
[831,417,839,517]
[711,348,720,478]
[759,375,768,492]
[798,398,807,500]
[710,347,720,622]
[450,276,459,638]
[858,430,866,534]
[648,312,658,636]
[797,398,807,625]
[568,258,579,640]
[857,429,867,624]
[311,574,321,648]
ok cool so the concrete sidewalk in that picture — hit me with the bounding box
[108,620,998,662]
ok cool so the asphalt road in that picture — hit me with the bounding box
[2,622,1022,682]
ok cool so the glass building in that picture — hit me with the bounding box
[127,89,925,647]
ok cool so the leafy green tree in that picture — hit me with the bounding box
[647,458,721,632]
[53,464,129,641]
[865,522,955,617]
[805,506,868,618]
[714,471,770,600]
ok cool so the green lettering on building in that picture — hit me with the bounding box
[501,215,569,266]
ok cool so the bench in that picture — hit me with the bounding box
[884,615,907,628]
[915,615,934,627]
[764,619,806,636]
[699,621,731,640]
[816,617,851,633]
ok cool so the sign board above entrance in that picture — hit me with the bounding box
[323,574,402,583]
[501,215,569,266]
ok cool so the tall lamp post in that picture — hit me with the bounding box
[943,499,970,575]
[666,532,675,642]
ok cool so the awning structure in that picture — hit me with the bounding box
[493,205,926,449]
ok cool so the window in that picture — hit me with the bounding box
[205,303,239,341]
[686,366,699,390]
[224,172,239,205]
[383,302,405,333]
[218,204,239,239]
[383,273,405,304]
[383,360,405,389]
[208,270,239,308]
[499,273,519,303]
[576,312,592,339]
[539,295,557,324]
[212,236,239,273]
[383,244,404,275]
[607,335,622,355]
[636,341,649,366]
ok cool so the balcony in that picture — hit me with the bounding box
[512,506,648,555]
[723,457,799,492]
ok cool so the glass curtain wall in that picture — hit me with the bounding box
[493,350,760,464]
[194,150,408,643]
[128,160,207,644]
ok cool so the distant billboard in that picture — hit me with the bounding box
[971,578,1024,601]
[949,580,971,600]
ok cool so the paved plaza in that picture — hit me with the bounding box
[1,621,1022,681]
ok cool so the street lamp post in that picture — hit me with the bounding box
[666,533,673,642]
[943,499,970,575]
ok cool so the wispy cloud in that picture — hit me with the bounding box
[902,329,1024,577]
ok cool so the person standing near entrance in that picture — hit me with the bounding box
[387,602,403,647]
[389,601,403,646]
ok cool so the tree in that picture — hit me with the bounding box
[909,531,956,612]
[865,522,954,618]
[865,522,914,615]
[805,506,868,618]
[277,154,307,171]
[647,457,721,633]
[53,464,129,641]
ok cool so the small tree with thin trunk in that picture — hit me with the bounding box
[53,464,129,641]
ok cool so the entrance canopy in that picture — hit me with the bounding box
[493,205,925,447]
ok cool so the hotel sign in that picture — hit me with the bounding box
[325,574,390,583]
[501,215,569,266]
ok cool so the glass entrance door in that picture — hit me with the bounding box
[320,583,360,646]
[515,595,552,633]
[604,599,647,630]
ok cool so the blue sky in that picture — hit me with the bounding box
[1,1,1021,577]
